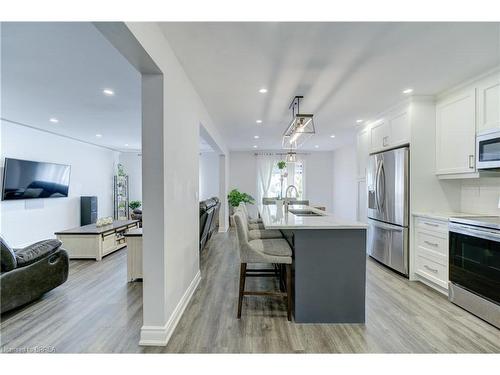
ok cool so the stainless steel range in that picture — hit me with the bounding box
[449,216,500,328]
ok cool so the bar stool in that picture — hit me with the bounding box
[238,202,265,229]
[233,211,292,320]
[234,205,282,239]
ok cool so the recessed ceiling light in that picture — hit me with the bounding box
[259,88,268,94]
[254,135,260,139]
[356,119,363,124]
[330,134,336,138]
[253,145,258,148]
[103,89,115,96]
[49,118,59,123]
[314,145,319,149]
[256,120,262,124]
[124,144,129,147]
[402,88,413,94]
[96,134,102,138]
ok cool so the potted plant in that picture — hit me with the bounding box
[227,188,255,215]
[277,160,287,200]
[129,200,142,211]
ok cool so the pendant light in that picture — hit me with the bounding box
[282,95,315,148]
[286,151,297,163]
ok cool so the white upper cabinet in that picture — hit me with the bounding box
[389,108,410,146]
[435,89,476,176]
[370,119,389,152]
[370,105,410,153]
[356,128,370,179]
[476,73,500,134]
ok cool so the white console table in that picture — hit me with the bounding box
[124,228,143,282]
[55,220,139,261]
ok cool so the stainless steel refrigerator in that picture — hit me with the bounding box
[366,146,409,276]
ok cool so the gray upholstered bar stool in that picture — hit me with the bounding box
[233,211,292,320]
[234,205,282,239]
[238,202,265,229]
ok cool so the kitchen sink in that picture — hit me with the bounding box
[288,209,323,217]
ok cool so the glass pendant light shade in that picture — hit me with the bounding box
[282,96,315,149]
[286,151,297,163]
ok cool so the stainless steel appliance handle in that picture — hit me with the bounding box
[377,161,386,210]
[449,222,500,242]
[374,161,382,210]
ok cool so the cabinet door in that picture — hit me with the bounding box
[389,109,410,146]
[477,73,500,133]
[436,89,476,175]
[356,128,370,179]
[371,119,390,152]
[356,179,367,223]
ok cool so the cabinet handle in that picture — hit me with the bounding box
[424,222,439,227]
[424,240,439,247]
[424,265,439,273]
[469,154,475,169]
[383,136,388,147]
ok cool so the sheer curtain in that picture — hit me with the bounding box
[256,154,278,205]
[286,156,306,199]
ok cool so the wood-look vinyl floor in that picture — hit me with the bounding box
[1,230,499,353]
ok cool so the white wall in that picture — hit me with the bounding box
[0,120,118,247]
[119,152,142,203]
[461,177,500,215]
[305,151,334,211]
[123,22,231,346]
[332,144,357,221]
[229,151,335,217]
[199,152,220,201]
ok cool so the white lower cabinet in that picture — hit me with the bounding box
[414,216,449,293]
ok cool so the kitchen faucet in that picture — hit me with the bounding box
[284,185,298,213]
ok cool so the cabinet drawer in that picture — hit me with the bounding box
[415,254,448,289]
[416,230,448,257]
[415,217,448,233]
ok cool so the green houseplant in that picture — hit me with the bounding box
[227,189,255,213]
[129,200,142,211]
[277,160,287,199]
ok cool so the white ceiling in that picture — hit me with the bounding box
[1,22,141,152]
[160,22,500,151]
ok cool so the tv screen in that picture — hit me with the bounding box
[2,158,71,200]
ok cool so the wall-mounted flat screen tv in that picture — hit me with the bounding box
[2,158,71,200]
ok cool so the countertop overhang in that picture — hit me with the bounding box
[259,204,367,230]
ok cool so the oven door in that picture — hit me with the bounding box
[477,130,500,169]
[449,223,500,305]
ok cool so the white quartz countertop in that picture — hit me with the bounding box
[259,204,368,230]
[412,211,481,221]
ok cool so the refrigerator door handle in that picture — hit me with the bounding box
[379,161,386,210]
[374,160,382,211]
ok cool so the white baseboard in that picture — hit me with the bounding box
[139,270,201,346]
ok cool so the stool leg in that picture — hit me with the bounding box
[285,264,292,321]
[237,263,247,319]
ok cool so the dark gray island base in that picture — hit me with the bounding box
[284,228,367,323]
[259,204,368,324]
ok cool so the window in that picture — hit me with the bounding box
[267,160,305,199]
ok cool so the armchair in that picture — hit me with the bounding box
[1,237,69,314]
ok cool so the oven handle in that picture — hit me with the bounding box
[449,223,500,243]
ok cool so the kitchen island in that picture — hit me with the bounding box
[259,204,367,323]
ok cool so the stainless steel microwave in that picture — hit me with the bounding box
[477,129,500,170]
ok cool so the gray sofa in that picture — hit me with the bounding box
[1,237,69,314]
[131,208,143,227]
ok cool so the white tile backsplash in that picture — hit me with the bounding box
[461,177,500,215]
